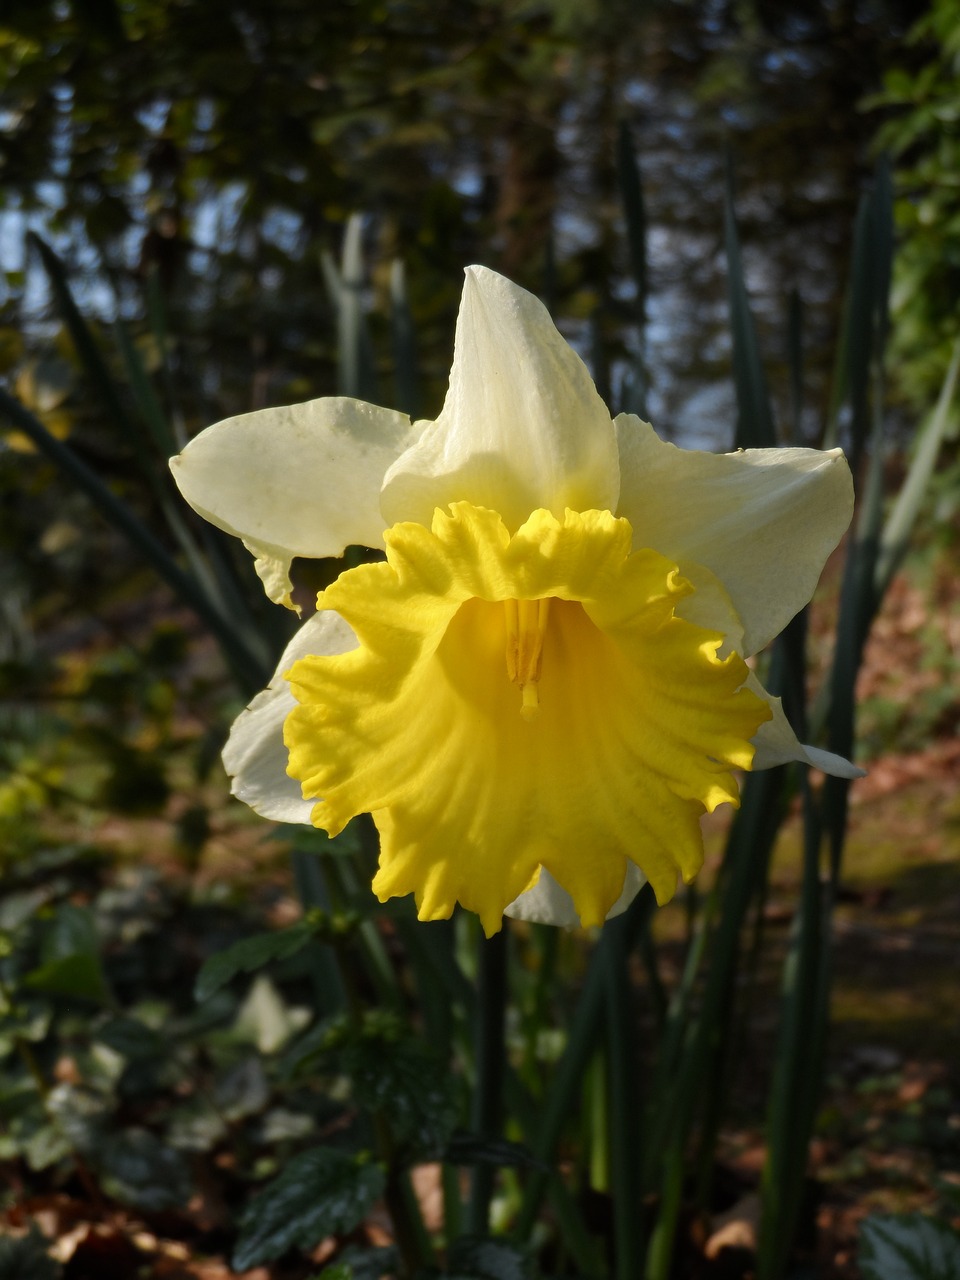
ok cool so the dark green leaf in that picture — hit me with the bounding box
[724,157,777,449]
[0,387,267,694]
[194,919,318,1002]
[45,1083,109,1154]
[444,1133,545,1172]
[0,1225,62,1280]
[232,1148,385,1272]
[859,1214,960,1280]
[97,1129,193,1212]
[24,953,109,1004]
[448,1236,530,1280]
[340,1036,461,1154]
[94,1015,167,1061]
[316,1246,399,1280]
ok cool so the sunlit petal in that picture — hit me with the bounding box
[170,397,417,606]
[223,611,357,821]
[380,266,620,532]
[614,414,853,655]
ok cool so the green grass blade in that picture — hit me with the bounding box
[144,266,187,451]
[874,336,960,599]
[389,258,420,420]
[324,214,379,403]
[514,892,653,1243]
[602,921,642,1280]
[590,309,612,410]
[757,780,824,1280]
[27,233,141,446]
[113,315,179,459]
[468,927,509,1234]
[785,289,804,445]
[724,158,777,449]
[823,159,893,461]
[0,388,267,693]
[616,121,649,418]
[617,121,648,319]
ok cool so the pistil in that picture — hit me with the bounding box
[504,597,551,719]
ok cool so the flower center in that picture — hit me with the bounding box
[503,598,551,720]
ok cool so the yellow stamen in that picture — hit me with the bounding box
[505,597,551,718]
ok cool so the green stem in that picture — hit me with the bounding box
[467,922,509,1235]
[603,921,642,1280]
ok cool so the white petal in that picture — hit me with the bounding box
[505,864,646,928]
[170,397,417,603]
[222,610,358,822]
[748,676,865,779]
[380,266,619,532]
[614,415,854,656]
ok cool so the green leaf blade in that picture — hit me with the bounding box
[232,1148,385,1272]
[194,919,318,1003]
[859,1214,960,1280]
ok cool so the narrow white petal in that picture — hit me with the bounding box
[223,611,358,822]
[505,864,646,928]
[245,542,295,610]
[170,397,417,603]
[671,559,745,658]
[615,414,854,656]
[747,676,865,779]
[381,266,619,532]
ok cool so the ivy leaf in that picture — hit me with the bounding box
[232,1148,385,1272]
[859,1214,960,1280]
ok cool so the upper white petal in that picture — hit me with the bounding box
[380,265,620,532]
[614,415,854,656]
[170,397,417,604]
[222,610,358,822]
[505,864,646,928]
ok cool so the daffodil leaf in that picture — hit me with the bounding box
[859,1214,960,1280]
[724,156,776,449]
[232,1148,385,1272]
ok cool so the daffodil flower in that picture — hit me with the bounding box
[171,266,860,934]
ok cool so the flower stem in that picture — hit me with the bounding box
[467,921,509,1234]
